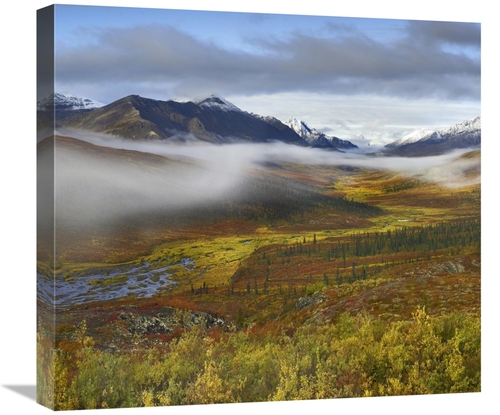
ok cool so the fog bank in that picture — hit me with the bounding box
[48,129,480,230]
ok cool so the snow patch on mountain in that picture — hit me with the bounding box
[386,116,481,149]
[386,128,435,148]
[252,113,277,123]
[285,117,327,144]
[194,94,242,112]
[37,93,104,111]
[439,116,481,136]
[284,116,357,150]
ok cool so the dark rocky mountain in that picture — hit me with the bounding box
[54,94,362,150]
[384,117,481,157]
[56,94,309,145]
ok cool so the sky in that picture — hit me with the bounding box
[52,4,481,146]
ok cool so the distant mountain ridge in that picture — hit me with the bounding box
[384,116,481,156]
[56,94,307,145]
[42,92,480,156]
[54,93,359,150]
[285,117,357,150]
[385,128,435,149]
[37,93,104,111]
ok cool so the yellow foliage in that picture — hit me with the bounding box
[141,390,155,407]
[186,347,233,404]
[41,308,480,409]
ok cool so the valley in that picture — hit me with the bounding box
[34,6,483,411]
[37,135,481,409]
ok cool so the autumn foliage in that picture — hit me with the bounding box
[37,307,480,409]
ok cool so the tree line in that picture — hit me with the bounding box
[274,219,480,262]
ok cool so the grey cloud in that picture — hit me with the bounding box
[56,20,480,103]
[406,20,481,47]
[257,29,479,95]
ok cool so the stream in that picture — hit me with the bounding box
[37,258,195,309]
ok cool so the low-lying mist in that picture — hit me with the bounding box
[51,137,247,230]
[47,129,480,231]
[58,128,480,183]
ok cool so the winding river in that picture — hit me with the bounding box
[37,258,195,309]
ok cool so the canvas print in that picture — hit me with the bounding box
[36,4,481,410]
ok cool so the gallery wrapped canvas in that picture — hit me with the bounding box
[37,4,481,411]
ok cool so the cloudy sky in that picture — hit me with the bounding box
[53,4,480,146]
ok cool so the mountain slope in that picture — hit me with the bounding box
[285,117,358,151]
[385,117,481,156]
[384,128,435,149]
[57,94,310,144]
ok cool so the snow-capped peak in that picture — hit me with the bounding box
[385,116,481,149]
[387,128,435,148]
[439,116,481,136]
[285,117,323,143]
[285,116,358,150]
[194,94,242,112]
[37,93,104,111]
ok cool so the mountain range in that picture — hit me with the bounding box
[38,93,480,156]
[384,116,481,157]
[53,94,313,147]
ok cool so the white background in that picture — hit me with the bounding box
[0,1,497,414]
